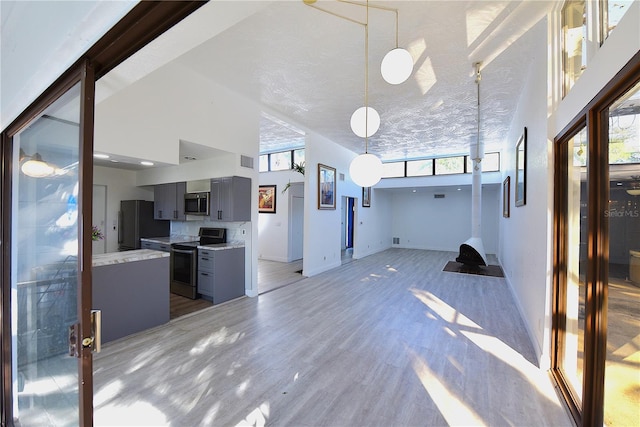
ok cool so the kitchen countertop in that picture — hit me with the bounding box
[198,243,245,251]
[140,236,198,244]
[92,249,170,267]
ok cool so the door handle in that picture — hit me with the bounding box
[68,309,101,356]
[91,309,102,353]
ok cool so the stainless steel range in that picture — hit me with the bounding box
[170,227,226,299]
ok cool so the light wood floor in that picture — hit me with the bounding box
[170,293,213,320]
[93,249,573,426]
[258,258,304,294]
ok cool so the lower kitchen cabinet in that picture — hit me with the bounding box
[197,247,245,304]
[141,240,170,252]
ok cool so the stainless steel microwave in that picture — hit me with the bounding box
[184,192,210,215]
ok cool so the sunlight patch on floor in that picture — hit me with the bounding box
[21,373,75,395]
[235,402,270,427]
[411,288,483,330]
[95,401,169,426]
[461,330,559,402]
[126,344,163,374]
[93,380,122,407]
[409,348,485,426]
[189,326,242,356]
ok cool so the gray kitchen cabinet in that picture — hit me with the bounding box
[210,176,251,221]
[197,247,245,303]
[141,240,171,252]
[154,182,186,220]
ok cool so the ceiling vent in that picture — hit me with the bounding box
[434,194,445,199]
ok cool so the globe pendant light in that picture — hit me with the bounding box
[381,47,413,85]
[380,6,413,85]
[349,0,382,188]
[350,153,383,187]
[303,0,406,187]
[350,106,380,138]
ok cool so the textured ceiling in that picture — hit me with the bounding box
[99,0,555,164]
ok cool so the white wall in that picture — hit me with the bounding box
[93,165,154,253]
[354,187,393,259]
[499,17,551,368]
[390,186,500,254]
[95,62,260,166]
[258,170,304,262]
[303,132,391,276]
[497,3,640,370]
[135,152,239,186]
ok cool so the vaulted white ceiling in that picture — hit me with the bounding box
[94,1,555,164]
[3,1,557,165]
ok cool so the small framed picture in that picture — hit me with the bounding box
[362,187,371,207]
[258,185,276,213]
[503,176,510,218]
[318,164,336,210]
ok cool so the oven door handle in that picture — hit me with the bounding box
[172,248,196,255]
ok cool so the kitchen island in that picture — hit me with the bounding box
[93,249,170,343]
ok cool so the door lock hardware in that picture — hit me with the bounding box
[91,309,102,353]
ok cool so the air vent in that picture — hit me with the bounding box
[240,155,254,169]
[393,237,400,244]
[434,194,445,199]
[339,173,345,181]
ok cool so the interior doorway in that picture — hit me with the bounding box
[342,196,355,263]
[288,182,304,262]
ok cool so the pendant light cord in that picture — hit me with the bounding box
[337,0,400,48]
[474,62,482,169]
[364,0,369,153]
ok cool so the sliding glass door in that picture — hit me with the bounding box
[10,81,86,426]
[555,126,588,408]
[603,80,640,427]
[1,59,97,426]
[553,63,640,426]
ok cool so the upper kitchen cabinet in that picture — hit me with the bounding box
[210,176,251,222]
[154,182,186,220]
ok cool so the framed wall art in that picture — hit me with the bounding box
[362,186,371,207]
[258,185,276,213]
[318,163,336,210]
[503,176,510,218]
[515,127,527,207]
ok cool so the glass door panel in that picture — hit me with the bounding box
[561,127,589,403]
[12,82,81,426]
[605,80,640,427]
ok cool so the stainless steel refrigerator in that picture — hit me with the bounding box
[118,200,170,251]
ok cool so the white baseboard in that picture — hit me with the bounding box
[498,257,549,369]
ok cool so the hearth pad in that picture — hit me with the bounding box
[443,261,505,278]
